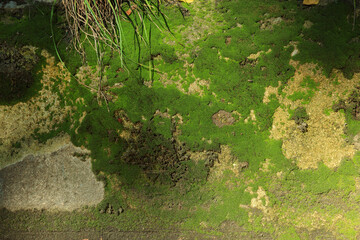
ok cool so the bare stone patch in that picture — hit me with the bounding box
[156,70,210,96]
[154,109,171,119]
[0,134,104,211]
[259,159,272,172]
[247,51,263,60]
[188,79,210,96]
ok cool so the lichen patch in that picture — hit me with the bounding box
[259,158,272,172]
[188,79,210,96]
[75,65,102,92]
[263,81,281,104]
[207,145,248,181]
[0,49,73,169]
[270,60,357,169]
[245,186,276,222]
[244,109,256,124]
[247,49,272,60]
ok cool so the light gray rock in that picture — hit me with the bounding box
[4,1,18,9]
[2,0,61,9]
[0,143,104,211]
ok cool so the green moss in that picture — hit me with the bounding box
[323,108,332,116]
[344,110,360,136]
[300,76,319,90]
[287,90,314,104]
[0,3,73,59]
[282,161,357,196]
[72,106,126,174]
[152,115,173,139]
[183,181,251,229]
[336,220,357,239]
[295,1,360,78]
[278,227,301,240]
[332,76,340,86]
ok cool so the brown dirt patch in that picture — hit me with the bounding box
[212,110,235,128]
[0,42,38,102]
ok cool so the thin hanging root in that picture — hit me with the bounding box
[61,0,169,68]
[353,0,357,31]
[58,0,177,108]
[99,89,110,112]
[94,39,110,112]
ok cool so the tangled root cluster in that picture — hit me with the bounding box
[62,0,164,58]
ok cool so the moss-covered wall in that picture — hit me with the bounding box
[2,0,360,239]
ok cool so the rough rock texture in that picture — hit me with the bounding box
[0,135,104,211]
[0,0,57,9]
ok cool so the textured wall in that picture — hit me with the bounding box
[1,0,61,9]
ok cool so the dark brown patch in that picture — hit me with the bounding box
[212,110,235,128]
[225,36,232,45]
[0,41,38,102]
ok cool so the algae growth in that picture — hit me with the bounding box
[2,0,360,239]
